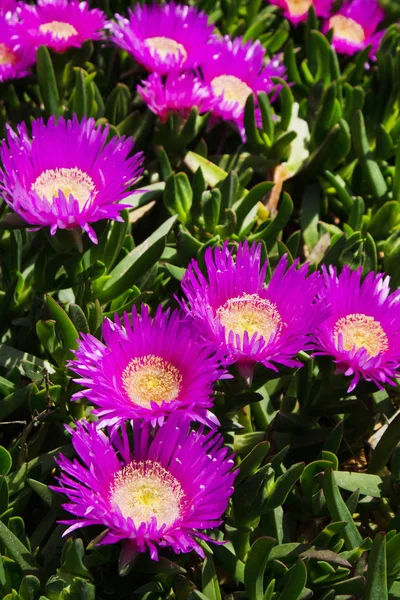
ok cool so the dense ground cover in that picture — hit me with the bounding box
[2,0,400,598]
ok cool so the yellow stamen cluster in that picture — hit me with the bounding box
[217,293,283,343]
[211,75,253,108]
[329,15,365,44]
[39,21,79,40]
[286,0,313,16]
[334,313,388,357]
[0,43,17,66]
[110,460,184,526]
[144,37,187,61]
[122,354,182,408]
[32,167,97,208]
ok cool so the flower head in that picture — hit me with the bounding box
[0,18,36,82]
[268,0,334,25]
[69,305,222,427]
[201,36,285,139]
[0,116,144,243]
[109,2,213,75]
[314,265,400,392]
[16,0,106,52]
[323,0,385,56]
[138,72,214,122]
[180,242,325,379]
[51,417,236,560]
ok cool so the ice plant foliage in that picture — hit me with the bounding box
[323,0,385,56]
[138,73,213,122]
[268,0,334,25]
[51,418,236,560]
[109,2,214,75]
[69,305,222,427]
[16,0,106,52]
[0,116,144,243]
[201,36,285,138]
[314,266,400,392]
[0,18,36,82]
[180,242,325,379]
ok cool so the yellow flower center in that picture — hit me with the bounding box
[329,15,366,44]
[122,355,182,408]
[211,75,253,108]
[334,313,388,357]
[110,460,184,526]
[217,293,283,343]
[286,0,313,16]
[144,36,187,61]
[39,21,78,40]
[0,43,17,66]
[32,168,97,208]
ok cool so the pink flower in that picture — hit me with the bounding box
[109,2,213,75]
[180,241,326,380]
[0,17,35,82]
[16,0,106,52]
[69,305,223,428]
[268,0,334,25]
[0,0,17,17]
[200,36,285,139]
[51,417,236,560]
[314,265,400,392]
[138,72,214,122]
[0,116,144,243]
[323,0,385,57]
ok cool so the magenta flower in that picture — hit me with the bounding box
[0,0,17,16]
[138,72,214,122]
[109,2,214,75]
[51,417,236,560]
[16,0,106,53]
[268,0,334,25]
[0,116,144,243]
[69,305,222,427]
[0,18,36,82]
[323,0,385,56]
[180,242,325,380]
[314,265,400,392]
[201,36,285,139]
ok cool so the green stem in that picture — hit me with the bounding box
[233,528,252,562]
[238,405,253,433]
[251,401,269,431]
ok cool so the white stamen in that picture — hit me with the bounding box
[122,354,182,408]
[217,293,283,343]
[144,36,187,61]
[334,313,388,357]
[286,0,313,16]
[32,167,97,208]
[110,460,185,526]
[39,21,78,40]
[329,15,365,44]
[0,43,17,66]
[211,75,253,108]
